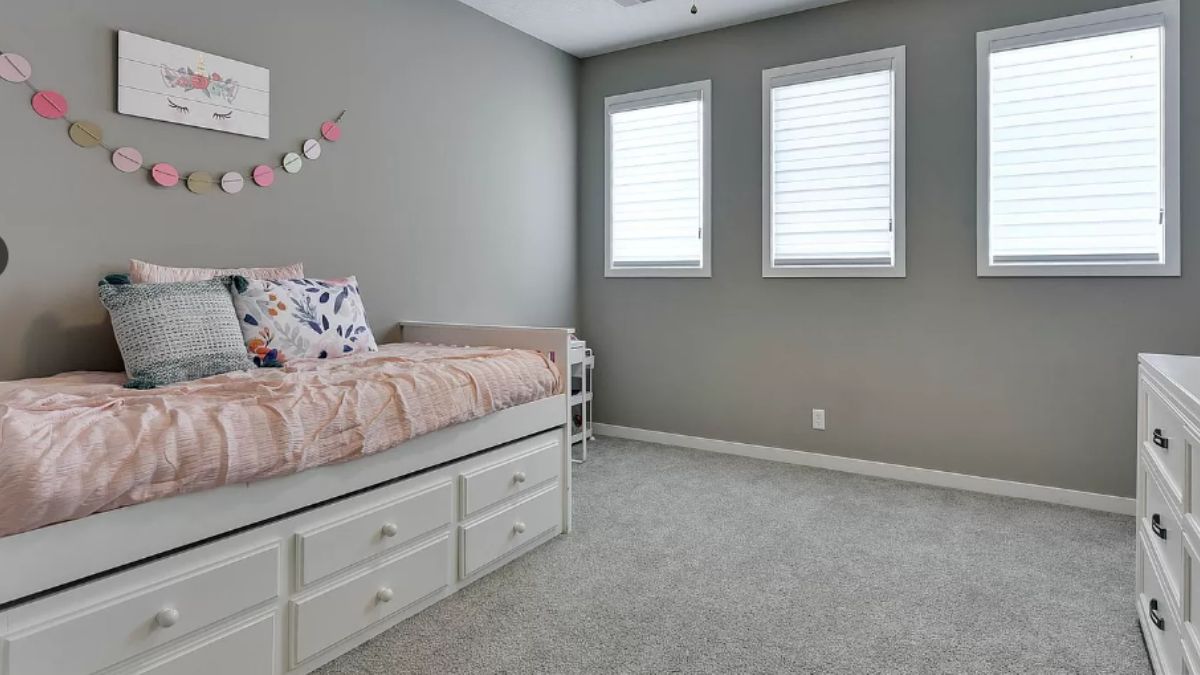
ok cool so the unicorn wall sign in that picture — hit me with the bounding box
[117,31,270,139]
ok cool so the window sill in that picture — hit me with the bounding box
[763,265,905,279]
[978,262,1180,278]
[605,266,711,279]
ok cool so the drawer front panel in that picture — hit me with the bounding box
[1188,551,1200,671]
[1147,387,1188,502]
[1145,465,1185,605]
[296,480,452,586]
[460,486,561,579]
[292,535,449,665]
[1142,539,1184,675]
[4,544,278,675]
[461,441,561,517]
[131,613,276,675]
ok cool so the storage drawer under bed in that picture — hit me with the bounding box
[290,534,450,666]
[294,480,453,587]
[459,438,561,517]
[2,544,279,675]
[459,485,562,579]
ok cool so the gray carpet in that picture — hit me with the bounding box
[318,437,1148,674]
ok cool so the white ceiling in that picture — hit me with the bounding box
[456,0,852,58]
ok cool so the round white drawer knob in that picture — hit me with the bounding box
[513,521,527,535]
[381,522,399,538]
[513,471,527,484]
[376,587,394,604]
[155,608,180,628]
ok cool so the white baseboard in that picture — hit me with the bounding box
[592,423,1135,515]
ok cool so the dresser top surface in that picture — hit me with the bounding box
[1141,353,1200,402]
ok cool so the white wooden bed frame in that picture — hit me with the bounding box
[0,322,573,674]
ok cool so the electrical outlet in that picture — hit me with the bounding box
[812,409,826,430]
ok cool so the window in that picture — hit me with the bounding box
[605,81,711,277]
[977,1,1179,276]
[763,47,906,278]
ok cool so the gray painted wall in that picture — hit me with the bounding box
[578,0,1198,498]
[0,0,577,379]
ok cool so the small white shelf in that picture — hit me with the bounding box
[568,340,595,462]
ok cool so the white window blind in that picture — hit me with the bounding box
[764,47,904,277]
[987,27,1164,266]
[606,82,710,277]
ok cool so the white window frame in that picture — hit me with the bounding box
[604,80,712,278]
[762,46,907,279]
[976,0,1180,277]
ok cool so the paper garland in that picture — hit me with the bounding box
[1,49,345,195]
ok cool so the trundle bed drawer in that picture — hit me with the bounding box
[127,613,276,675]
[459,485,561,579]
[295,480,453,586]
[460,439,561,517]
[1146,388,1188,502]
[1141,538,1185,675]
[3,544,278,675]
[291,534,449,665]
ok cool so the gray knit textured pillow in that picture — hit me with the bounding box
[98,276,252,389]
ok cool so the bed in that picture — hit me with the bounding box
[0,322,573,675]
[0,341,560,539]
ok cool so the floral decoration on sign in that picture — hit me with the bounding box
[160,55,241,104]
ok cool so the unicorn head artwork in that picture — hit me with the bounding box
[160,54,240,104]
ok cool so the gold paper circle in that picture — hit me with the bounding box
[67,121,102,148]
[186,172,214,195]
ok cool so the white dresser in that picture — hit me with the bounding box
[1138,354,1200,674]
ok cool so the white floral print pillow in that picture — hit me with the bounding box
[229,276,378,366]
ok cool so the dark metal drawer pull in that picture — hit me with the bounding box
[1149,599,1166,631]
[1152,514,1168,539]
[1153,429,1169,449]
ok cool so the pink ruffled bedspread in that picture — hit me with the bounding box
[0,343,560,538]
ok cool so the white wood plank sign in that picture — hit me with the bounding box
[117,31,270,139]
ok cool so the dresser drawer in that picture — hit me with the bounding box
[124,613,276,675]
[3,544,278,675]
[1144,461,1185,606]
[460,439,561,517]
[291,535,449,665]
[459,485,561,579]
[1141,537,1185,675]
[1146,387,1188,503]
[295,480,452,587]
[1187,551,1200,675]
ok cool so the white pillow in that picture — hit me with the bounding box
[228,276,378,366]
[129,259,304,283]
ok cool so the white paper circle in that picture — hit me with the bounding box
[220,172,245,194]
[282,152,303,174]
[303,139,322,160]
[0,53,32,83]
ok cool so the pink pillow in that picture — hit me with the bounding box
[129,259,304,284]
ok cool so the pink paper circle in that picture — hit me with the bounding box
[31,90,68,119]
[0,53,31,83]
[150,163,179,187]
[111,147,142,173]
[252,164,275,187]
[320,121,341,142]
